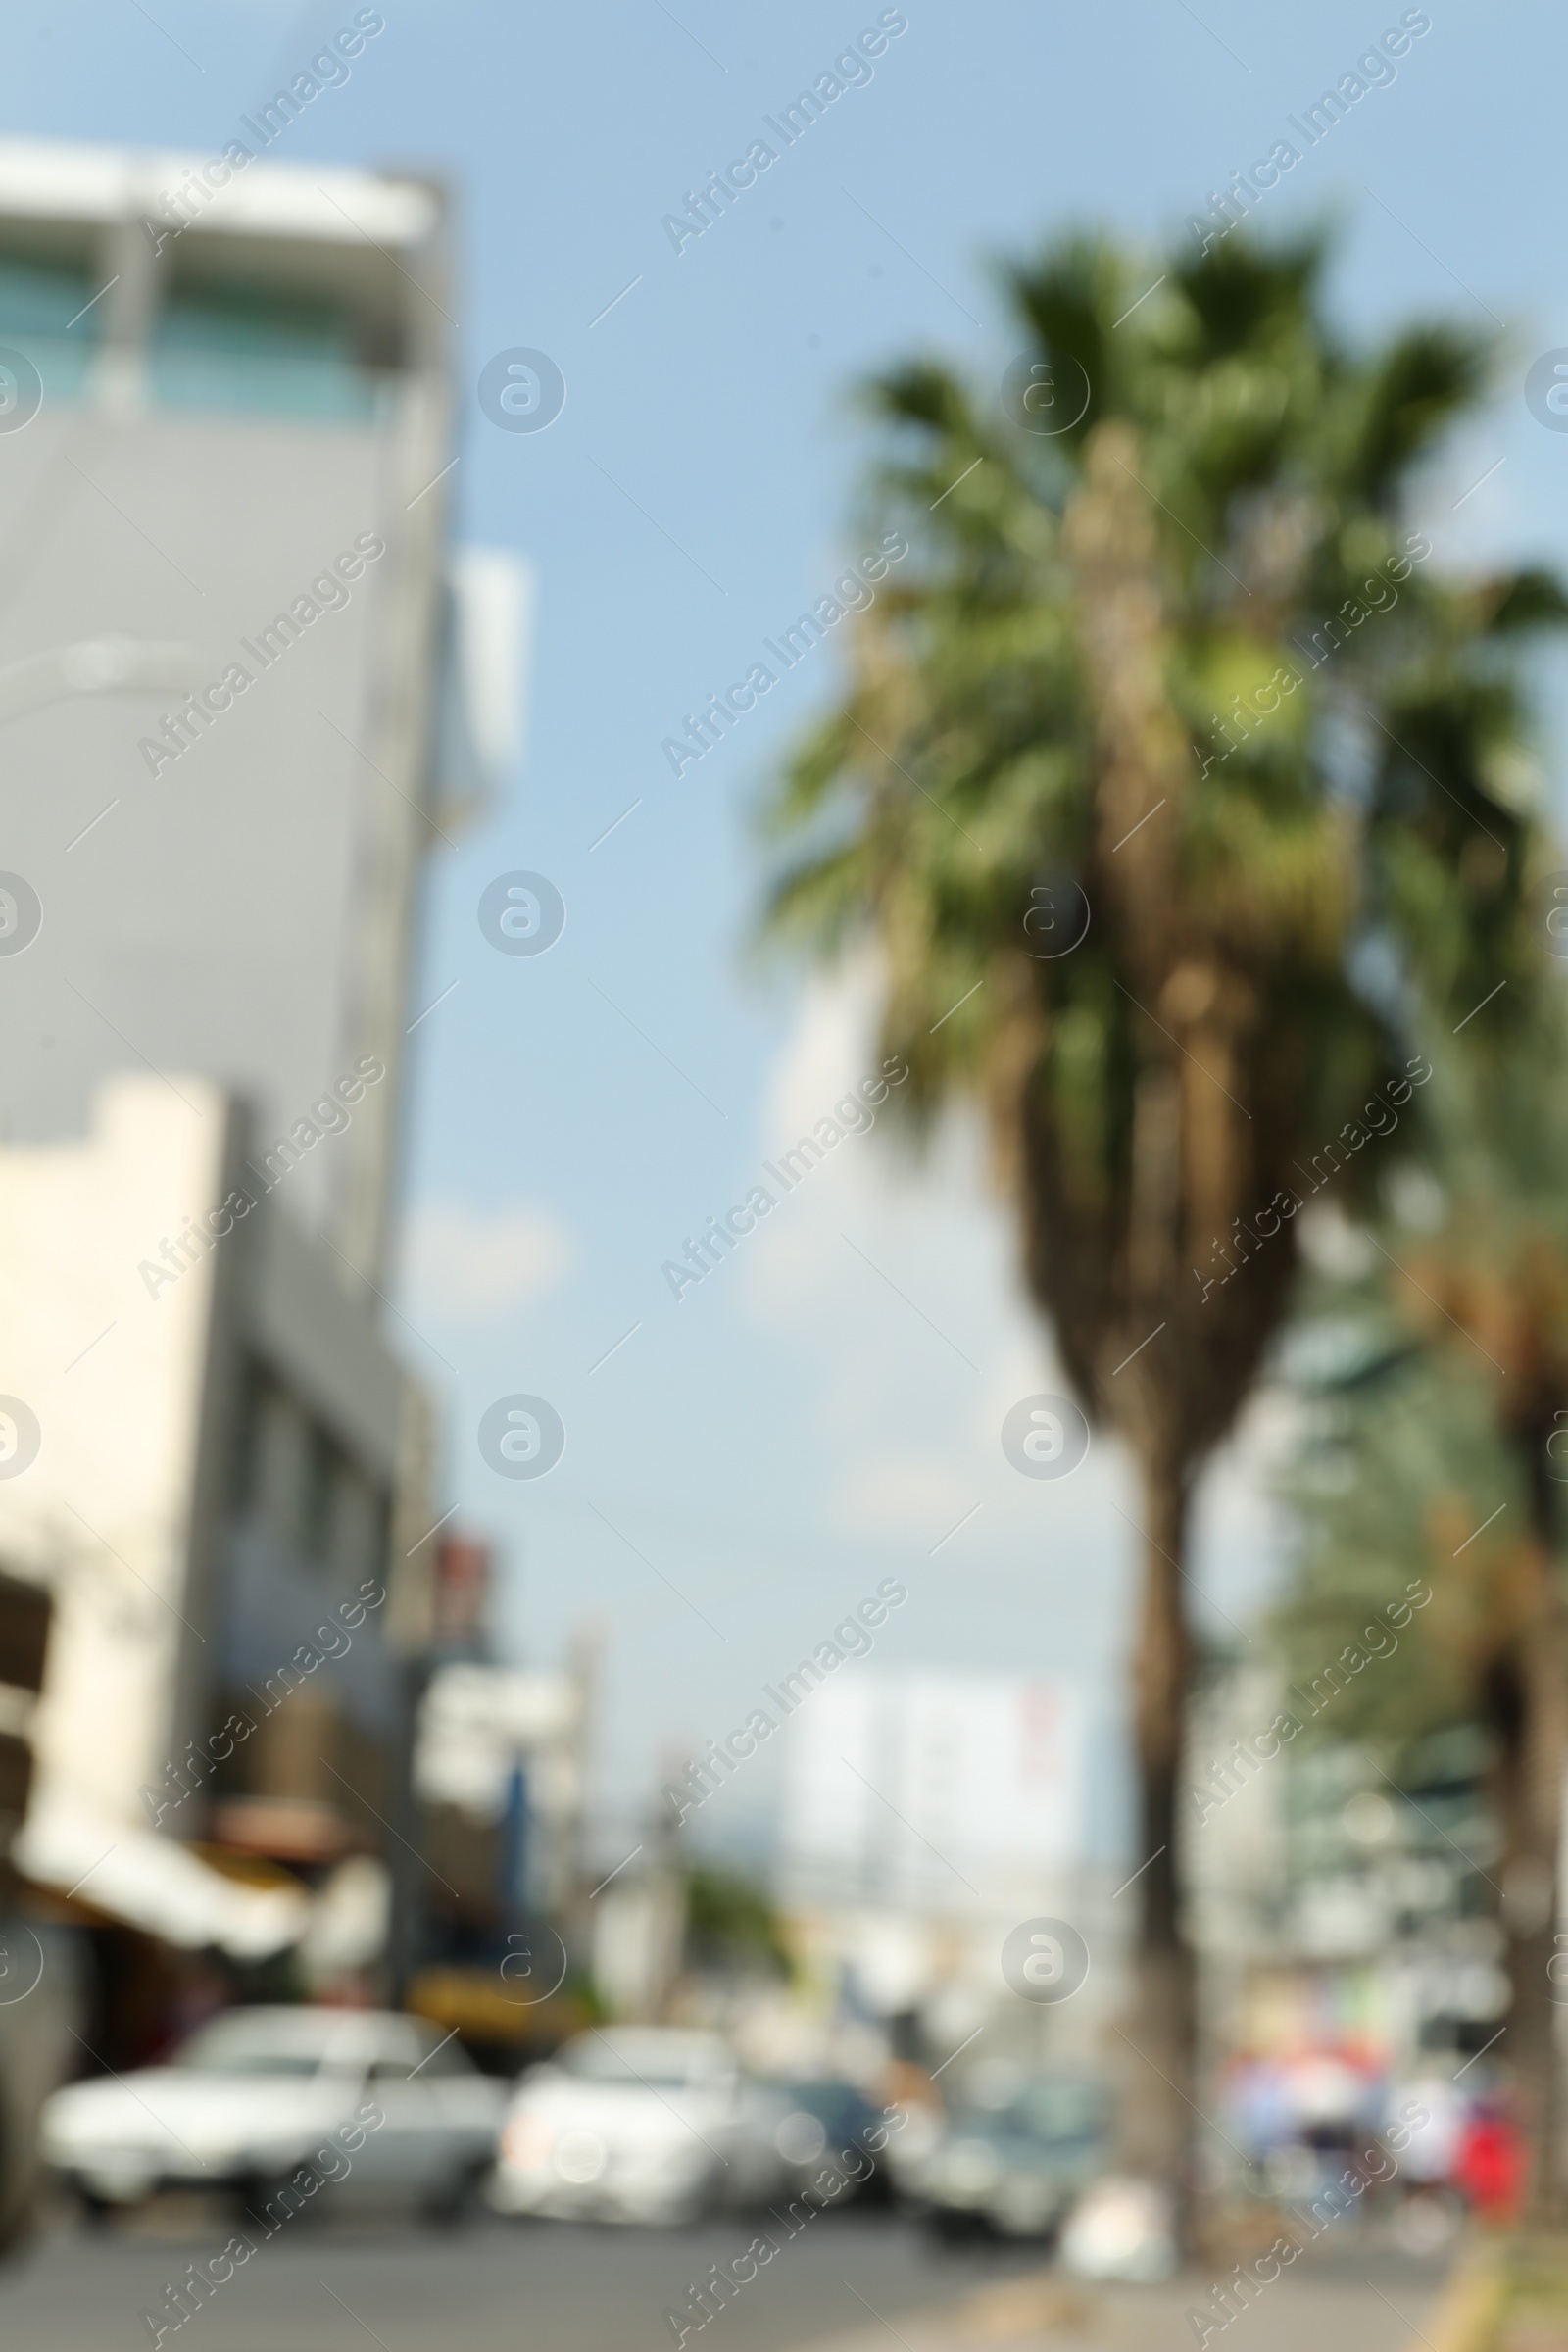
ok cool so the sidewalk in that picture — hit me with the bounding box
[780,2252,1446,2352]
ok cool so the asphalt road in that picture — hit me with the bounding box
[0,2201,1047,2352]
[0,2199,1449,2352]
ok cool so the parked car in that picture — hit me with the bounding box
[42,2005,505,2218]
[913,2071,1108,2240]
[490,2027,787,2227]
[770,2078,896,2206]
[0,1917,75,2257]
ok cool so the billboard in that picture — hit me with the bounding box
[781,1671,1090,1912]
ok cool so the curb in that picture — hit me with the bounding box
[1408,2246,1505,2352]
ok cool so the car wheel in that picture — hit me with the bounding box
[422,2159,490,2227]
[75,2184,123,2230]
[235,2163,325,2230]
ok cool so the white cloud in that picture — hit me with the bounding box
[401,1199,574,1319]
[834,1451,979,1537]
[760,952,885,1137]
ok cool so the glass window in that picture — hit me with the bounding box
[561,2034,728,2089]
[0,259,101,405]
[0,259,97,338]
[246,1384,309,1544]
[174,2018,325,2077]
[1007,2080,1107,2143]
[149,286,382,421]
[413,2038,475,2079]
[301,1427,338,1562]
[332,1465,383,1582]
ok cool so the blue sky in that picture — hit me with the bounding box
[14,0,1568,1867]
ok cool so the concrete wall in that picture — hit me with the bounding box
[0,1076,225,1827]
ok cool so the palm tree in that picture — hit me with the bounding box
[1370,1019,1568,2214]
[760,228,1563,2199]
[1278,1005,1568,2220]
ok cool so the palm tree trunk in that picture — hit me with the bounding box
[1121,1449,1197,2201]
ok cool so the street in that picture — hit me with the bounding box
[0,2202,1449,2352]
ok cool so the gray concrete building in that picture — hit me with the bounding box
[0,134,460,1273]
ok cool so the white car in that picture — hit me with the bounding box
[490,2028,788,2227]
[43,2006,505,2217]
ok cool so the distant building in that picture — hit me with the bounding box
[1185,1654,1513,2160]
[778,1672,1120,2074]
[428,1536,496,1665]
[782,1671,1091,1912]
[406,1541,594,2059]
[416,1659,591,1924]
[0,136,524,2044]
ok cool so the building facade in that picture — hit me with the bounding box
[0,136,514,2058]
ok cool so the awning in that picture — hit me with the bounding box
[13,1796,310,1960]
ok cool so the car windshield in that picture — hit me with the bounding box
[174,2046,322,2078]
[967,2080,1106,2143]
[560,2036,725,2089]
[172,2020,330,2077]
[788,2081,871,2125]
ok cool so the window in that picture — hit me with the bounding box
[175,2017,325,2076]
[0,260,98,407]
[332,1466,383,1583]
[561,2035,728,2090]
[301,1426,338,1562]
[368,2038,473,2081]
[0,259,97,338]
[238,1380,308,1542]
[0,1570,50,1693]
[412,2038,474,2079]
[150,286,382,421]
